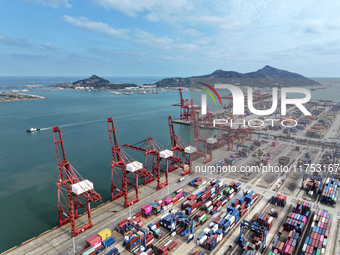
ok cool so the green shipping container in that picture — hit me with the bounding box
[82,246,95,255]
[224,187,231,195]
[152,242,159,251]
[200,215,208,223]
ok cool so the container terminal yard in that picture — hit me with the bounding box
[3,89,340,255]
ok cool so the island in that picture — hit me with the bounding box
[155,65,320,87]
[0,92,46,103]
[72,75,138,90]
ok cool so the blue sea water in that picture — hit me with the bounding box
[0,76,339,252]
[0,77,188,252]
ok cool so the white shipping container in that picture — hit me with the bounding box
[199,235,207,245]
[126,161,143,172]
[212,224,218,233]
[323,238,327,247]
[268,217,274,224]
[302,243,307,252]
[204,227,210,234]
[160,149,173,159]
[71,180,93,195]
[185,146,197,154]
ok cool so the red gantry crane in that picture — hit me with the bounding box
[123,138,182,190]
[172,88,191,120]
[52,127,101,237]
[168,115,196,175]
[190,108,227,163]
[107,118,153,207]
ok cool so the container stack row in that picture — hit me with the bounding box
[219,154,239,167]
[189,178,206,188]
[301,210,332,255]
[141,190,185,219]
[251,213,274,231]
[271,193,287,207]
[269,200,311,255]
[241,236,263,254]
[181,179,227,216]
[82,228,116,255]
[197,189,258,251]
[305,179,321,196]
[320,178,339,206]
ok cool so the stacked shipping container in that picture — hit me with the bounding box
[320,178,339,206]
[269,200,311,255]
[301,210,332,255]
[197,189,258,251]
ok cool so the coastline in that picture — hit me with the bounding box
[0,92,46,103]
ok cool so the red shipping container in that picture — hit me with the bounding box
[187,194,197,201]
[288,246,294,255]
[279,242,284,252]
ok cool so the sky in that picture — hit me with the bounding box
[0,0,340,77]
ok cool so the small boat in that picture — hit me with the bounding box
[26,127,40,133]
[311,86,327,91]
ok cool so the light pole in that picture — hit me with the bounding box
[129,202,133,218]
[72,237,75,253]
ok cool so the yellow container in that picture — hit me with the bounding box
[97,228,112,241]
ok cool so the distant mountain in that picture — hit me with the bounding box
[155,66,320,87]
[244,65,306,78]
[73,75,111,87]
[72,75,138,89]
[155,77,190,87]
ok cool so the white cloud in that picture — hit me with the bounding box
[134,29,173,50]
[134,29,198,52]
[24,0,71,8]
[63,16,129,39]
[92,0,193,17]
[40,43,56,50]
